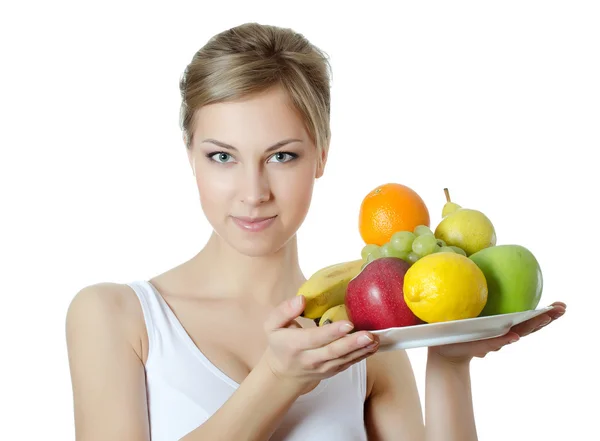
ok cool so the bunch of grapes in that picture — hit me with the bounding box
[361,225,466,266]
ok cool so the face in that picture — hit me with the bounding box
[187,85,326,257]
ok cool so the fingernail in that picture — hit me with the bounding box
[509,338,519,344]
[340,323,354,333]
[293,296,303,308]
[538,319,551,329]
[358,334,373,345]
[367,340,379,349]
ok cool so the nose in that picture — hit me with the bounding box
[241,166,271,206]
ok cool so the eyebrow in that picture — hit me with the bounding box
[200,138,303,153]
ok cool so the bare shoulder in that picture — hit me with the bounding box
[65,282,151,440]
[66,282,147,363]
[67,281,140,314]
[365,349,414,398]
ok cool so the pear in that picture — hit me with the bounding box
[442,188,462,217]
[434,188,496,256]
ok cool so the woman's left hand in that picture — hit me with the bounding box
[429,301,567,363]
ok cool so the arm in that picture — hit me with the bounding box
[421,302,567,441]
[66,284,151,441]
[365,303,567,441]
[364,349,477,441]
[364,350,426,441]
[424,350,477,441]
[66,284,306,441]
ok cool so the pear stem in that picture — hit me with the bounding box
[444,188,451,203]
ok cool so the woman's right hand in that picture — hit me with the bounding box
[261,295,380,392]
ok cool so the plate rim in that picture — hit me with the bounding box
[370,305,554,335]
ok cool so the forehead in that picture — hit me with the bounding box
[193,86,307,140]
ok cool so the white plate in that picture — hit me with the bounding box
[371,306,555,351]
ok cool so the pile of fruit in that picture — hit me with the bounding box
[297,183,544,331]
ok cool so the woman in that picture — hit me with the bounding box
[66,22,566,441]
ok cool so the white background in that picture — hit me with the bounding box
[2,1,598,440]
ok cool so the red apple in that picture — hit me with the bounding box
[345,257,424,331]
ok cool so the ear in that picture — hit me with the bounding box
[189,155,196,177]
[186,140,196,177]
[315,147,328,179]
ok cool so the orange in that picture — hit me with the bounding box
[359,183,430,246]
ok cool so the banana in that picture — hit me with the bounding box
[297,259,363,319]
[318,304,350,327]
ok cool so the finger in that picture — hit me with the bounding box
[529,310,564,335]
[287,320,303,330]
[308,330,380,362]
[467,331,521,357]
[548,304,566,320]
[321,343,380,373]
[510,304,567,338]
[511,314,552,336]
[550,301,567,309]
[264,296,305,332]
[291,319,356,350]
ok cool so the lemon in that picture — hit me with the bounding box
[404,252,488,323]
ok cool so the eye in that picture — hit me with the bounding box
[208,152,235,163]
[268,152,297,163]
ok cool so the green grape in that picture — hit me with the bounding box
[450,246,467,256]
[380,242,411,261]
[397,251,412,262]
[436,238,446,247]
[379,243,394,257]
[389,248,411,261]
[439,246,456,253]
[361,244,380,260]
[390,231,416,252]
[412,234,438,257]
[364,253,378,265]
[369,247,383,260]
[414,225,434,236]
[407,252,420,264]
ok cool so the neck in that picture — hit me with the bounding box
[189,231,306,306]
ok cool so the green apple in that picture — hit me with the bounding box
[469,244,543,316]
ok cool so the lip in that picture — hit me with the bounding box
[231,215,277,232]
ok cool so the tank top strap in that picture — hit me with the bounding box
[357,357,367,401]
[126,279,179,362]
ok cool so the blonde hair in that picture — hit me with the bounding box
[179,22,332,171]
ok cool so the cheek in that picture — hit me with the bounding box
[272,168,315,215]
[195,167,234,211]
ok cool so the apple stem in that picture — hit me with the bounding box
[444,188,451,202]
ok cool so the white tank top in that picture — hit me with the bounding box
[127,280,369,441]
